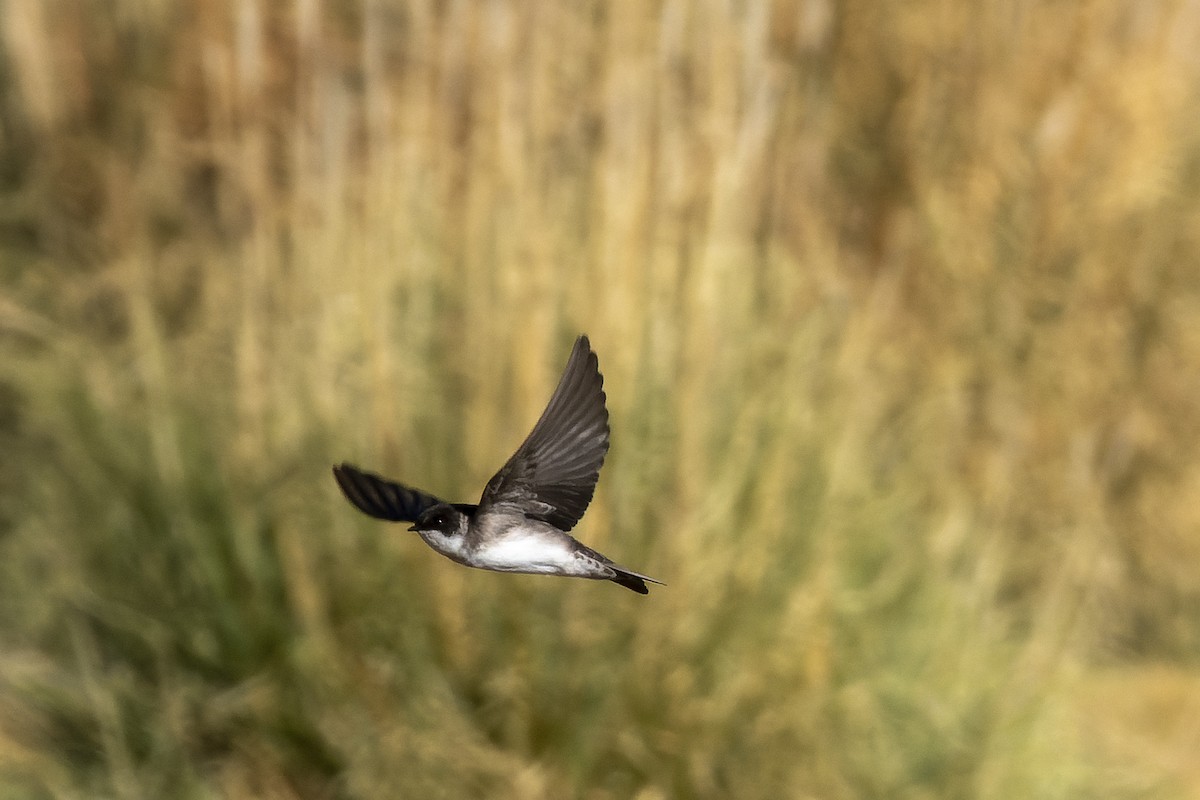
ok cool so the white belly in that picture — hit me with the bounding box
[471,533,595,576]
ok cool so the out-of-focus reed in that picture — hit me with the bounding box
[2,1,1200,797]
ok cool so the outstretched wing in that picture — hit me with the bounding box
[333,463,464,522]
[478,335,610,531]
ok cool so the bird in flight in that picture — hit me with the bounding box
[332,335,662,594]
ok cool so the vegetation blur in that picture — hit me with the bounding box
[2,1,1200,797]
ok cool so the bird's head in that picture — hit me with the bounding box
[408,503,470,561]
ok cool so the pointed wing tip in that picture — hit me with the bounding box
[573,333,598,364]
[331,462,351,487]
[332,463,366,492]
[331,462,372,510]
[574,335,600,370]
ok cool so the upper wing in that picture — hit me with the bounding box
[332,463,460,522]
[478,335,610,531]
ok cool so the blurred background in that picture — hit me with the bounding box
[2,1,1200,797]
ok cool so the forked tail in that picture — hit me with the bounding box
[610,566,665,595]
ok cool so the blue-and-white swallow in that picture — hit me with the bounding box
[333,335,662,594]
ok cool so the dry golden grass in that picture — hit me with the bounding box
[2,1,1200,797]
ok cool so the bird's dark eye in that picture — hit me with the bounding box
[423,512,451,531]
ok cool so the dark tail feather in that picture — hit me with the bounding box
[611,573,648,594]
[610,567,664,595]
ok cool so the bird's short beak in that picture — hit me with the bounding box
[407,524,420,532]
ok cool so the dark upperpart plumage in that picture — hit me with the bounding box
[331,464,475,521]
[477,335,610,531]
